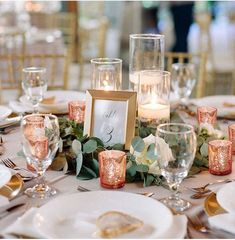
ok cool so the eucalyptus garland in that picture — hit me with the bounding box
[51,114,225,187]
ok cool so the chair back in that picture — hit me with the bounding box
[165,52,207,98]
[0,52,70,103]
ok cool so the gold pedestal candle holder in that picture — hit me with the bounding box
[98,150,126,189]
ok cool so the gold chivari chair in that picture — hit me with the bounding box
[165,52,207,98]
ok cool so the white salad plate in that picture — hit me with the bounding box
[192,95,235,117]
[20,90,86,114]
[33,191,181,239]
[0,106,12,121]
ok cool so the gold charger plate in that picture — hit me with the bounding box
[204,192,226,216]
[0,174,23,199]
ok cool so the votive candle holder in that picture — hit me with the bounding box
[98,150,126,189]
[228,124,235,154]
[208,140,232,175]
[28,135,49,160]
[68,100,86,123]
[197,106,217,125]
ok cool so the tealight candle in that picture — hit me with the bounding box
[98,150,126,189]
[208,140,232,175]
[138,103,170,120]
[228,124,235,154]
[197,106,217,125]
[68,100,86,123]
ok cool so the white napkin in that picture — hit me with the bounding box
[2,207,187,239]
[0,195,9,207]
[9,101,32,114]
[208,213,235,235]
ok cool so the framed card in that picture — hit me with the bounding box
[84,90,137,149]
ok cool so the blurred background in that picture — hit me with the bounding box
[0,1,234,102]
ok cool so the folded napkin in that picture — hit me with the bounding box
[9,101,32,114]
[2,208,45,238]
[208,213,235,235]
[0,195,9,207]
[2,207,187,239]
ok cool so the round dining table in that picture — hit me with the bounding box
[0,96,235,239]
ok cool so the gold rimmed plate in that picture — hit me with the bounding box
[0,174,23,199]
[204,192,226,216]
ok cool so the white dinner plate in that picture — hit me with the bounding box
[0,106,12,121]
[192,95,235,117]
[217,182,235,213]
[33,191,174,239]
[20,90,86,114]
[0,165,12,189]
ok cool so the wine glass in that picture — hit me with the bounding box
[156,123,197,212]
[21,114,60,198]
[22,67,47,113]
[171,63,196,106]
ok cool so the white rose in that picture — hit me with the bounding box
[155,136,175,167]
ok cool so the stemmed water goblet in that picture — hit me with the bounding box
[21,114,60,198]
[22,67,47,113]
[171,63,196,107]
[156,123,197,212]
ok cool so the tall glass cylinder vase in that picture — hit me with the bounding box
[138,71,170,135]
[129,34,165,91]
[91,58,122,90]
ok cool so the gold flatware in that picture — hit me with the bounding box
[0,174,23,200]
[204,192,226,217]
[190,179,233,193]
[190,191,211,199]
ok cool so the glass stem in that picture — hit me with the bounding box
[33,103,39,113]
[36,167,46,188]
[169,183,180,200]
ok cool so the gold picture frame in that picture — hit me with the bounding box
[84,90,137,150]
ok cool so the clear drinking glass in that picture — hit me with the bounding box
[21,114,60,198]
[22,67,47,113]
[156,123,197,212]
[91,58,122,90]
[129,34,164,91]
[171,63,196,105]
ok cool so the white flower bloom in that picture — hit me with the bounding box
[155,136,175,166]
[199,123,224,138]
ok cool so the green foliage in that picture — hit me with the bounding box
[53,115,224,187]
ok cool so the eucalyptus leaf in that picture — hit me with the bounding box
[131,136,145,152]
[126,164,137,177]
[77,166,97,180]
[90,137,104,147]
[200,142,208,157]
[90,158,99,175]
[83,139,97,153]
[136,164,149,173]
[144,174,155,187]
[146,143,157,161]
[111,143,125,150]
[17,150,25,158]
[76,152,83,176]
[72,139,82,155]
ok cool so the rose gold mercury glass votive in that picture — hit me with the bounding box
[228,124,235,154]
[98,150,126,189]
[197,106,217,125]
[208,140,232,175]
[68,100,86,123]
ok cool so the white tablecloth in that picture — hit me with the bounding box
[0,106,234,238]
